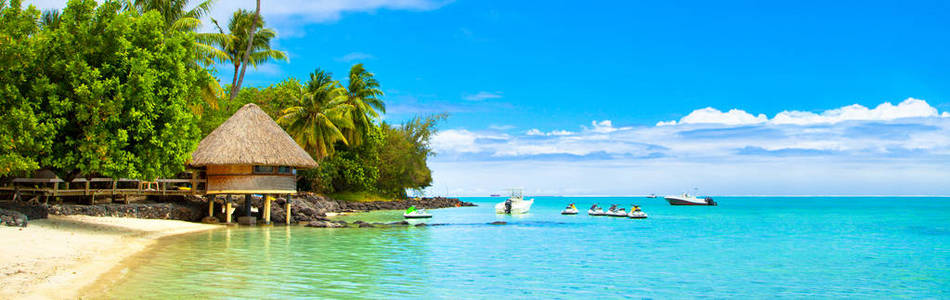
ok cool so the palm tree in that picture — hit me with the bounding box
[277,70,353,160]
[212,8,288,107]
[40,9,61,30]
[342,63,385,146]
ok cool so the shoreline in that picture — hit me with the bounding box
[0,215,220,299]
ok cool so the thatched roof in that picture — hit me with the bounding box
[190,103,318,168]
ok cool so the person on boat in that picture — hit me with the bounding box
[504,198,512,214]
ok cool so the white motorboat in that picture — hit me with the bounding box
[403,209,432,219]
[646,194,658,198]
[588,207,605,216]
[495,188,534,214]
[664,193,716,206]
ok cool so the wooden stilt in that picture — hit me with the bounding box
[208,196,215,218]
[225,195,233,224]
[244,194,252,217]
[263,194,272,224]
[285,195,292,225]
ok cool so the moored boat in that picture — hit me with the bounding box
[664,193,716,206]
[561,203,579,215]
[494,188,534,214]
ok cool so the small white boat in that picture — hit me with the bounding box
[646,194,657,198]
[628,211,648,219]
[495,188,534,214]
[664,193,717,206]
[588,208,605,216]
[404,210,432,219]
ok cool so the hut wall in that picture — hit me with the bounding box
[206,165,296,194]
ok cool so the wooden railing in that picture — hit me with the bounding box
[1,176,207,205]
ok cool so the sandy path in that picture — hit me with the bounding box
[0,215,219,299]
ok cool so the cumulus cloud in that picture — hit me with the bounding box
[659,98,942,126]
[525,129,573,136]
[657,108,767,126]
[426,98,950,195]
[463,91,502,101]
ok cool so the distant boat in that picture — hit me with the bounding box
[490,194,501,197]
[495,188,534,214]
[646,194,657,198]
[664,193,717,206]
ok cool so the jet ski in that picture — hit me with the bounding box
[628,205,648,219]
[607,208,628,217]
[561,203,579,215]
[403,206,432,219]
[587,204,605,216]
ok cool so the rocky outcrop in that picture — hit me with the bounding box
[47,201,205,221]
[0,202,48,220]
[0,208,29,227]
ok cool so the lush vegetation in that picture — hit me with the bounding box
[0,0,442,199]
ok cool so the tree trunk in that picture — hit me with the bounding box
[228,63,240,111]
[229,0,261,101]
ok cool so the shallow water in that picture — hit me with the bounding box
[98,197,949,298]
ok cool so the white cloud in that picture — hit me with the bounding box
[429,98,950,195]
[525,129,574,136]
[588,120,631,133]
[658,107,767,126]
[771,98,938,125]
[463,91,502,101]
[659,98,943,126]
[336,52,374,62]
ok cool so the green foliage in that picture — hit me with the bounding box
[0,0,46,176]
[0,0,203,179]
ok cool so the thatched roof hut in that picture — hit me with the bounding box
[190,103,317,168]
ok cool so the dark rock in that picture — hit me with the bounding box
[415,223,428,227]
[353,220,366,224]
[0,208,28,227]
[358,223,374,228]
[387,221,410,226]
[47,202,205,221]
[489,221,507,225]
[0,203,48,220]
[305,221,343,228]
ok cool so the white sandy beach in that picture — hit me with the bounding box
[0,215,219,299]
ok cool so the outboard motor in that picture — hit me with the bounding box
[504,198,512,214]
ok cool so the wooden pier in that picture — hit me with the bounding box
[0,173,207,205]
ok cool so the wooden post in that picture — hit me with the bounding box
[111,180,117,203]
[263,195,272,224]
[190,172,197,195]
[244,194,252,217]
[84,180,90,196]
[225,195,233,224]
[208,196,214,218]
[285,194,292,225]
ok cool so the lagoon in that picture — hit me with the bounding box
[95,197,950,298]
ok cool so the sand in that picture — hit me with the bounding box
[0,215,219,299]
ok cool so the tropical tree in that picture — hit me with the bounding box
[342,63,386,146]
[128,0,228,65]
[212,8,287,109]
[277,70,353,160]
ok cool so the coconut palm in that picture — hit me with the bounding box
[278,70,353,160]
[342,63,386,146]
[212,9,288,107]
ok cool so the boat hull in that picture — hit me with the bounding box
[403,214,432,219]
[665,197,716,206]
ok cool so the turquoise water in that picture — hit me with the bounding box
[99,197,949,298]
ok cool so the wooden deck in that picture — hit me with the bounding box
[0,175,207,205]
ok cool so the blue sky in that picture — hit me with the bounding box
[27,0,950,196]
